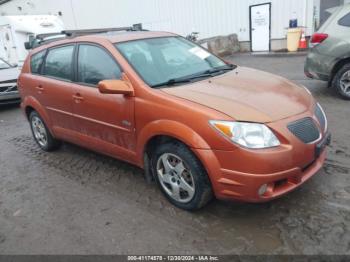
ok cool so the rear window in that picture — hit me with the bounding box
[338,12,350,27]
[30,50,46,74]
[43,45,74,81]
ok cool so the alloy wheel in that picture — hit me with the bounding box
[340,70,350,96]
[31,116,48,147]
[156,153,195,203]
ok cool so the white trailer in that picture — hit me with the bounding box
[0,15,64,66]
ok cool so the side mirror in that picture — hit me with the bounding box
[24,41,32,50]
[98,80,134,96]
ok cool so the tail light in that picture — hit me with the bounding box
[310,33,328,47]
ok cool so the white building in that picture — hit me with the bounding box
[0,0,349,52]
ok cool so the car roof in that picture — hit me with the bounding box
[319,3,350,33]
[30,30,177,54]
[91,31,177,43]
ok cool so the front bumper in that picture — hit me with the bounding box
[193,111,330,203]
[195,145,328,203]
[0,91,21,105]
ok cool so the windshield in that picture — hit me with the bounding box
[115,37,232,87]
[0,59,11,69]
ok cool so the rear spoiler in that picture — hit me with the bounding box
[325,6,341,14]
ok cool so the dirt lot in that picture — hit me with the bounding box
[0,54,349,255]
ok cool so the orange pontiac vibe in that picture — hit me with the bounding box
[19,29,331,210]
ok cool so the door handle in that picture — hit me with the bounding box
[73,93,84,102]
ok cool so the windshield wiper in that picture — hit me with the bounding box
[204,64,236,74]
[152,78,191,88]
[152,64,236,88]
[152,73,213,88]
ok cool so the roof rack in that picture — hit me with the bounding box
[35,32,65,40]
[25,23,146,50]
[63,27,133,37]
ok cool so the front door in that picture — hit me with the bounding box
[250,3,271,52]
[72,43,136,158]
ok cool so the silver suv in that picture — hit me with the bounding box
[0,58,20,105]
[305,4,350,100]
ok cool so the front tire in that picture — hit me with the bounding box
[332,63,350,100]
[29,111,61,151]
[152,142,213,210]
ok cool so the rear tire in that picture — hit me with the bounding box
[29,111,61,151]
[151,141,213,210]
[332,63,350,100]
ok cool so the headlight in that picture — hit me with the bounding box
[210,121,280,149]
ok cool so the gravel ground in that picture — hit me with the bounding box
[0,54,349,255]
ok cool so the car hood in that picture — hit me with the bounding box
[161,67,312,123]
[0,67,20,83]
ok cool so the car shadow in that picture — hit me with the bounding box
[0,103,20,111]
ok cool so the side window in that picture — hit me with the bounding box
[30,50,46,74]
[338,12,350,27]
[78,45,122,86]
[43,45,74,80]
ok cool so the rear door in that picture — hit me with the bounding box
[71,43,136,156]
[39,44,76,134]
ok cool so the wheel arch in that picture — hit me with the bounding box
[137,120,211,167]
[25,105,35,119]
[330,57,350,85]
[22,96,51,128]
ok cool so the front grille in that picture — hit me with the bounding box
[0,79,17,84]
[315,104,326,131]
[288,117,320,143]
[0,84,17,93]
[9,85,17,91]
[0,86,10,93]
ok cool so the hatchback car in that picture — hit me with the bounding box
[0,58,20,105]
[305,4,350,99]
[19,29,330,210]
